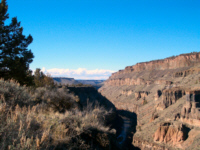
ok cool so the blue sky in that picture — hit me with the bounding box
[5,0,200,79]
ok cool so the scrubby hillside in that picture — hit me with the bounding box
[99,52,200,150]
[0,79,119,150]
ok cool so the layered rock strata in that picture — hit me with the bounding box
[106,78,172,86]
[99,52,200,149]
[153,122,188,146]
[174,67,200,78]
[111,52,200,78]
[181,89,200,126]
[156,87,185,110]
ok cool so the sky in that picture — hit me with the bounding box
[5,0,200,79]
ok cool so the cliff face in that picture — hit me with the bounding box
[99,52,200,150]
[180,89,200,126]
[110,52,200,79]
[153,122,188,146]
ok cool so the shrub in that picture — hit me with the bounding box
[33,68,55,88]
[0,103,116,149]
[0,79,118,149]
[31,87,79,113]
[0,79,31,108]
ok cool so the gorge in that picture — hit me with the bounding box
[99,52,200,150]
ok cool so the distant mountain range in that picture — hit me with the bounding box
[53,77,105,89]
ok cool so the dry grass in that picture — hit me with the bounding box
[0,79,117,150]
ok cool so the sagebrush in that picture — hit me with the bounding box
[0,79,118,150]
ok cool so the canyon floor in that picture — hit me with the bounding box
[99,52,200,150]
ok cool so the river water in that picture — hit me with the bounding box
[117,117,131,144]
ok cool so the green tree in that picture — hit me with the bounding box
[0,0,34,85]
[43,73,55,87]
[34,68,45,87]
[34,68,55,87]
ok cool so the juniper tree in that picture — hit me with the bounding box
[34,68,55,88]
[0,0,34,85]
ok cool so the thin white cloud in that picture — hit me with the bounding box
[36,67,115,80]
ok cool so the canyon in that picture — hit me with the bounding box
[99,52,200,150]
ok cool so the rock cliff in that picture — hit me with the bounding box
[99,52,200,150]
[153,122,188,146]
[110,52,200,78]
[180,89,200,126]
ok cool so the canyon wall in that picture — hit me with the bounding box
[111,52,200,78]
[180,89,200,126]
[99,52,200,150]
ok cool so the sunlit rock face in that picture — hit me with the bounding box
[180,89,200,126]
[99,52,200,149]
[153,122,188,145]
[109,52,200,80]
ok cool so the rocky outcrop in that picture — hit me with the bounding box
[154,90,162,101]
[111,52,200,77]
[135,91,150,100]
[156,87,185,110]
[174,67,200,78]
[162,88,185,106]
[150,110,159,122]
[153,122,188,146]
[180,89,200,126]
